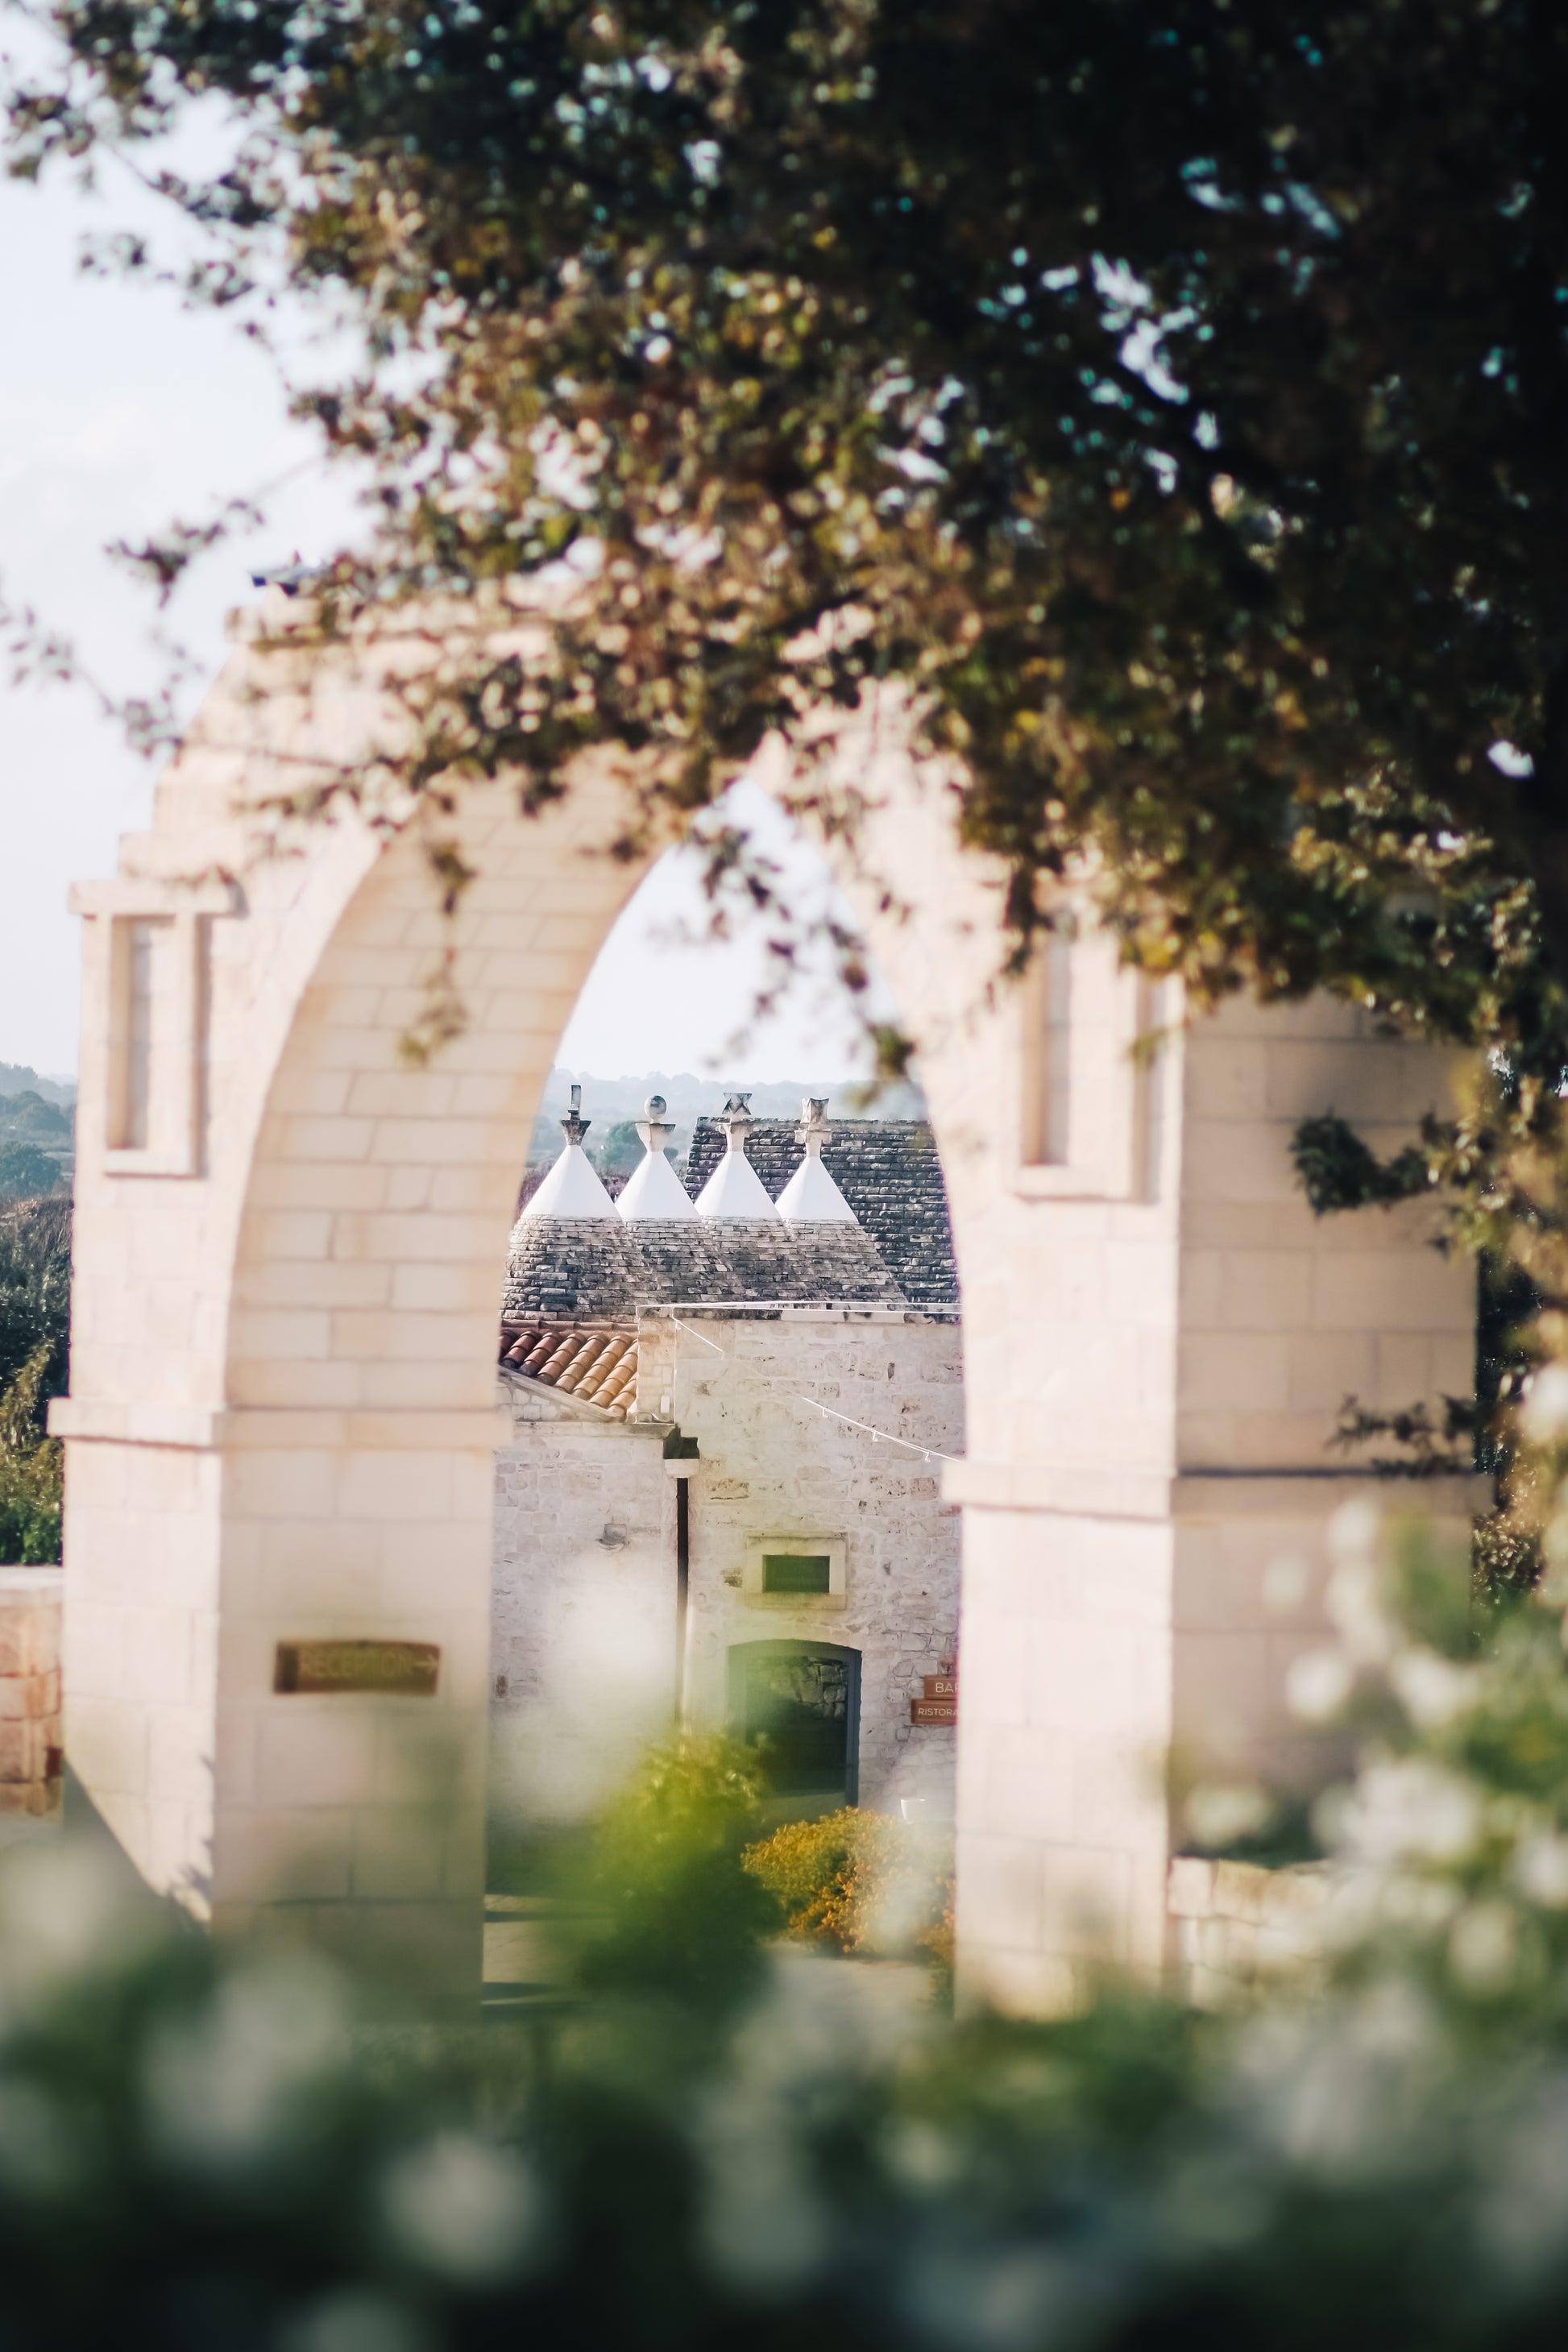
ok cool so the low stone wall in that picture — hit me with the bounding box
[1168,1854,1330,2002]
[0,1569,62,1820]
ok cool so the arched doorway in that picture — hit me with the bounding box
[728,1638,862,1819]
[53,597,1483,2010]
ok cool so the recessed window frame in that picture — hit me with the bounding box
[741,1533,847,1612]
[71,878,235,1181]
[1016,924,1175,1205]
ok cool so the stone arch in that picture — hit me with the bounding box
[56,601,1483,2009]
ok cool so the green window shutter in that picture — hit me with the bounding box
[761,1553,832,1596]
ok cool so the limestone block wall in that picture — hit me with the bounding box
[1177,994,1475,1470]
[804,737,1481,2010]
[0,1569,62,1820]
[491,1388,672,1823]
[637,1309,964,1815]
[55,602,669,1984]
[1166,1855,1330,2005]
[489,1310,964,1826]
[1170,1483,1481,1798]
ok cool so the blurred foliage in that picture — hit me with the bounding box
[567,1732,781,2009]
[1329,1393,1476,1480]
[743,1805,951,1962]
[1292,1113,1433,1219]
[0,1201,70,1562]
[18,1516,1568,2342]
[13,2,1568,1085]
[0,1197,71,1418]
[1473,1508,1542,1624]
[0,1347,63,1564]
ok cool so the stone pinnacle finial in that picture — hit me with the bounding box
[618,1093,696,1221]
[636,1093,676,1155]
[777,1096,856,1222]
[694,1090,776,1221]
[795,1097,832,1156]
[560,1082,591,1149]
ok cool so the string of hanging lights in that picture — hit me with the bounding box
[666,1314,957,1463]
[789,1394,959,1466]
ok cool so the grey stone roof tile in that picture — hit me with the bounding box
[503,1215,908,1320]
[683,1118,958,1308]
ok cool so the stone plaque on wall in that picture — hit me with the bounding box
[273,1639,441,1697]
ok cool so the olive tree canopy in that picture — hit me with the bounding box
[10,0,1568,1081]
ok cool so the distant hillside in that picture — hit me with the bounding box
[0,1076,74,1197]
[523,1068,928,1175]
[0,1064,74,1110]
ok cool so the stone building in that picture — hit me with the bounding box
[489,1091,964,1827]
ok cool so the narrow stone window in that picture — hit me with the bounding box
[1021,927,1073,1165]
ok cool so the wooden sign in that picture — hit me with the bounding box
[910,1696,956,1727]
[274,1640,440,1698]
[923,1674,958,1701]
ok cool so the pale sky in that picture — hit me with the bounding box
[0,106,886,1084]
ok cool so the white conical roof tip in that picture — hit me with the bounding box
[695,1091,780,1222]
[617,1092,697,1222]
[522,1082,617,1220]
[776,1096,858,1223]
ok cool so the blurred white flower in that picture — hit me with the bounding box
[1448,1900,1520,1993]
[1513,1831,1568,1910]
[1234,1982,1435,2175]
[1328,1498,1381,1566]
[1520,1364,1568,1445]
[382,2133,539,2284]
[0,1844,149,2018]
[1389,1648,1474,1728]
[1335,1759,1481,1866]
[1325,1551,1396,1668]
[279,2291,431,2352]
[144,1959,347,2167]
[1286,1649,1353,1724]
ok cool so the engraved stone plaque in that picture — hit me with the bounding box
[273,1639,440,1697]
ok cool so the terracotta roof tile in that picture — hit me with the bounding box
[499,1321,638,1417]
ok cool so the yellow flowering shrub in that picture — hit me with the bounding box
[742,1808,951,1960]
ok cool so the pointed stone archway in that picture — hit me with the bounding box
[53,597,1483,2006]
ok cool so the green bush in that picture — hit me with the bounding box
[743,1806,952,1961]
[0,1196,70,1417]
[0,1143,65,1204]
[570,1732,782,2009]
[15,1519,1568,2344]
[0,1345,62,1565]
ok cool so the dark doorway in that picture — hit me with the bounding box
[728,1640,861,1819]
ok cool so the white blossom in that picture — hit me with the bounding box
[1512,1830,1568,1910]
[1520,1363,1568,1445]
[381,2134,539,2284]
